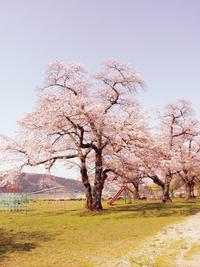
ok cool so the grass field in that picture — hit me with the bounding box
[0,198,200,267]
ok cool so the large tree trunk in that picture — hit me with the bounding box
[191,182,195,199]
[150,176,165,190]
[80,157,93,210]
[92,179,104,211]
[92,149,104,211]
[185,181,195,200]
[162,181,172,203]
[132,181,140,199]
[149,175,165,200]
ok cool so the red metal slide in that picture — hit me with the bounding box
[108,185,126,205]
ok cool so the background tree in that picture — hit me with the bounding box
[174,118,200,200]
[155,100,197,202]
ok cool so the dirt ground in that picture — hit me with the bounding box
[100,212,200,267]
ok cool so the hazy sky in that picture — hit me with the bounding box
[0,0,200,136]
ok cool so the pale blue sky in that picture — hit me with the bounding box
[0,0,200,136]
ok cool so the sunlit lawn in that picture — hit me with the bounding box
[0,198,200,267]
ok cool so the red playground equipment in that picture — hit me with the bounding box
[108,183,135,205]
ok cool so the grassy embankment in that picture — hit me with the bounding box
[0,198,200,267]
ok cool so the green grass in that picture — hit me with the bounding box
[0,198,200,267]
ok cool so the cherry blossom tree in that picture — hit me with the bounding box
[155,100,199,202]
[100,101,152,200]
[1,61,200,208]
[0,60,146,211]
[174,119,200,199]
[133,100,199,203]
[85,61,145,210]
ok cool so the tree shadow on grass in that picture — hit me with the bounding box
[0,229,53,262]
[109,200,200,219]
[75,200,200,218]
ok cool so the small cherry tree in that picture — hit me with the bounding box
[156,100,199,202]
[174,118,200,199]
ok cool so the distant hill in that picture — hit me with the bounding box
[0,172,83,194]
